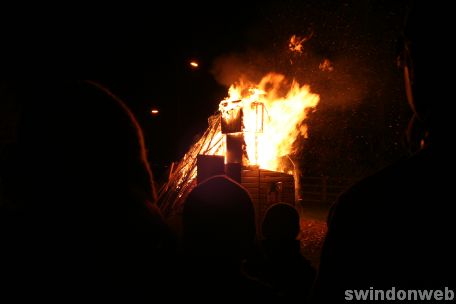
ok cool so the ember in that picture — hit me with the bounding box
[289,34,313,54]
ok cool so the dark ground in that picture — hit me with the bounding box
[299,203,330,268]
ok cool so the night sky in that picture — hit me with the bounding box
[1,0,412,183]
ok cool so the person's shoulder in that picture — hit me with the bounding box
[328,154,417,221]
[199,175,244,188]
[339,147,442,204]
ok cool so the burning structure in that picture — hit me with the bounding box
[158,73,319,232]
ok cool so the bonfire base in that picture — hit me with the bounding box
[241,166,295,236]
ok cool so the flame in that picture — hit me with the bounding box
[289,33,313,54]
[289,35,305,53]
[319,59,334,72]
[220,73,319,172]
[159,73,319,211]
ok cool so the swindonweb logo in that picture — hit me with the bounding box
[345,287,455,301]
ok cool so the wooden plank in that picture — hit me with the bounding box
[242,170,260,177]
[242,182,260,188]
[259,170,293,177]
[241,167,297,236]
[241,177,259,183]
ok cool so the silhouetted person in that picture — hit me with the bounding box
[0,81,174,300]
[312,4,455,303]
[258,203,315,302]
[180,175,275,301]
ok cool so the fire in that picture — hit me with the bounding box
[220,73,319,172]
[158,73,319,213]
[319,59,334,72]
[288,33,313,54]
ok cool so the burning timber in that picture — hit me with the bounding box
[157,112,295,231]
[157,113,224,218]
[157,73,319,229]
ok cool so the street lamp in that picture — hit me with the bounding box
[189,60,199,68]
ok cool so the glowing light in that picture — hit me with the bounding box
[289,33,313,54]
[151,109,159,115]
[319,59,334,72]
[190,61,199,68]
[220,73,320,172]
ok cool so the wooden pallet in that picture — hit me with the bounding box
[241,167,295,236]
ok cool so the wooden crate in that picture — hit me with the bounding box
[241,167,295,236]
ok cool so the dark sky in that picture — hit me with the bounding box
[90,2,271,167]
[1,0,412,181]
[92,1,410,179]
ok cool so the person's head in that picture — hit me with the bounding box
[262,203,300,241]
[3,81,156,218]
[1,81,174,292]
[182,175,256,262]
[399,3,452,145]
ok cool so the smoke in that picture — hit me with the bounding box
[211,52,271,88]
[210,0,407,111]
[210,0,409,181]
[210,37,370,111]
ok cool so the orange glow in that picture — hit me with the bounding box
[289,33,313,54]
[170,73,319,196]
[319,59,334,72]
[151,109,159,115]
[176,117,225,186]
[190,61,199,68]
[220,73,320,172]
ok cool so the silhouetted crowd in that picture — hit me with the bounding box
[1,3,454,302]
[0,81,316,302]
